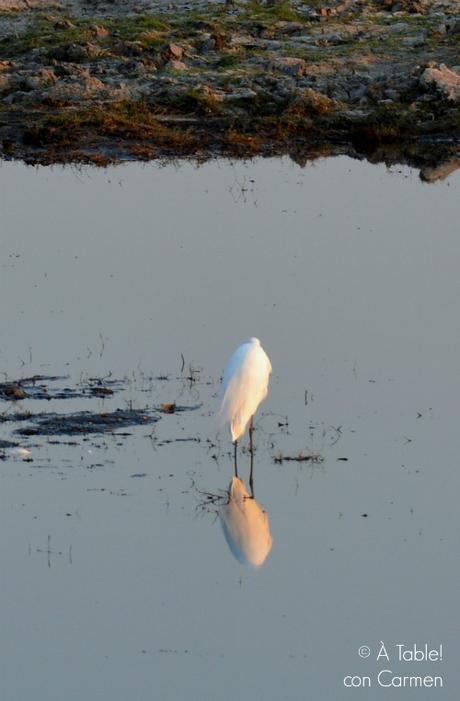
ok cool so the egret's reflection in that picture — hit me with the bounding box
[219,476,272,568]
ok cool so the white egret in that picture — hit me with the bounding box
[219,337,272,478]
[219,477,272,568]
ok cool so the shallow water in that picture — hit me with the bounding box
[0,156,458,700]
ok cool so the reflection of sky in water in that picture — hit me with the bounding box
[0,158,458,701]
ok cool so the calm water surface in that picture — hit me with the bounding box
[0,157,458,700]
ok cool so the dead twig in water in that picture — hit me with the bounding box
[191,478,228,518]
[98,333,106,358]
[274,452,324,465]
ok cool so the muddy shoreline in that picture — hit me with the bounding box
[0,0,459,176]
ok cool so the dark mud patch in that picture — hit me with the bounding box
[0,439,21,459]
[0,374,126,400]
[13,408,158,436]
[0,439,19,448]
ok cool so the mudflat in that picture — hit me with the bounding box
[0,0,459,173]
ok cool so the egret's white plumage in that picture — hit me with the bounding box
[220,337,272,443]
[219,477,272,568]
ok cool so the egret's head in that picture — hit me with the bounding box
[247,337,260,345]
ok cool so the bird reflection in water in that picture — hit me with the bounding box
[194,456,272,568]
[218,475,272,568]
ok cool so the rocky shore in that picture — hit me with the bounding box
[0,0,459,176]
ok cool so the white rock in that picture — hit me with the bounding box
[420,63,460,103]
[10,447,31,458]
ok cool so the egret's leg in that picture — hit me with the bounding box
[233,441,238,477]
[249,416,255,454]
[249,416,255,498]
[249,448,255,498]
